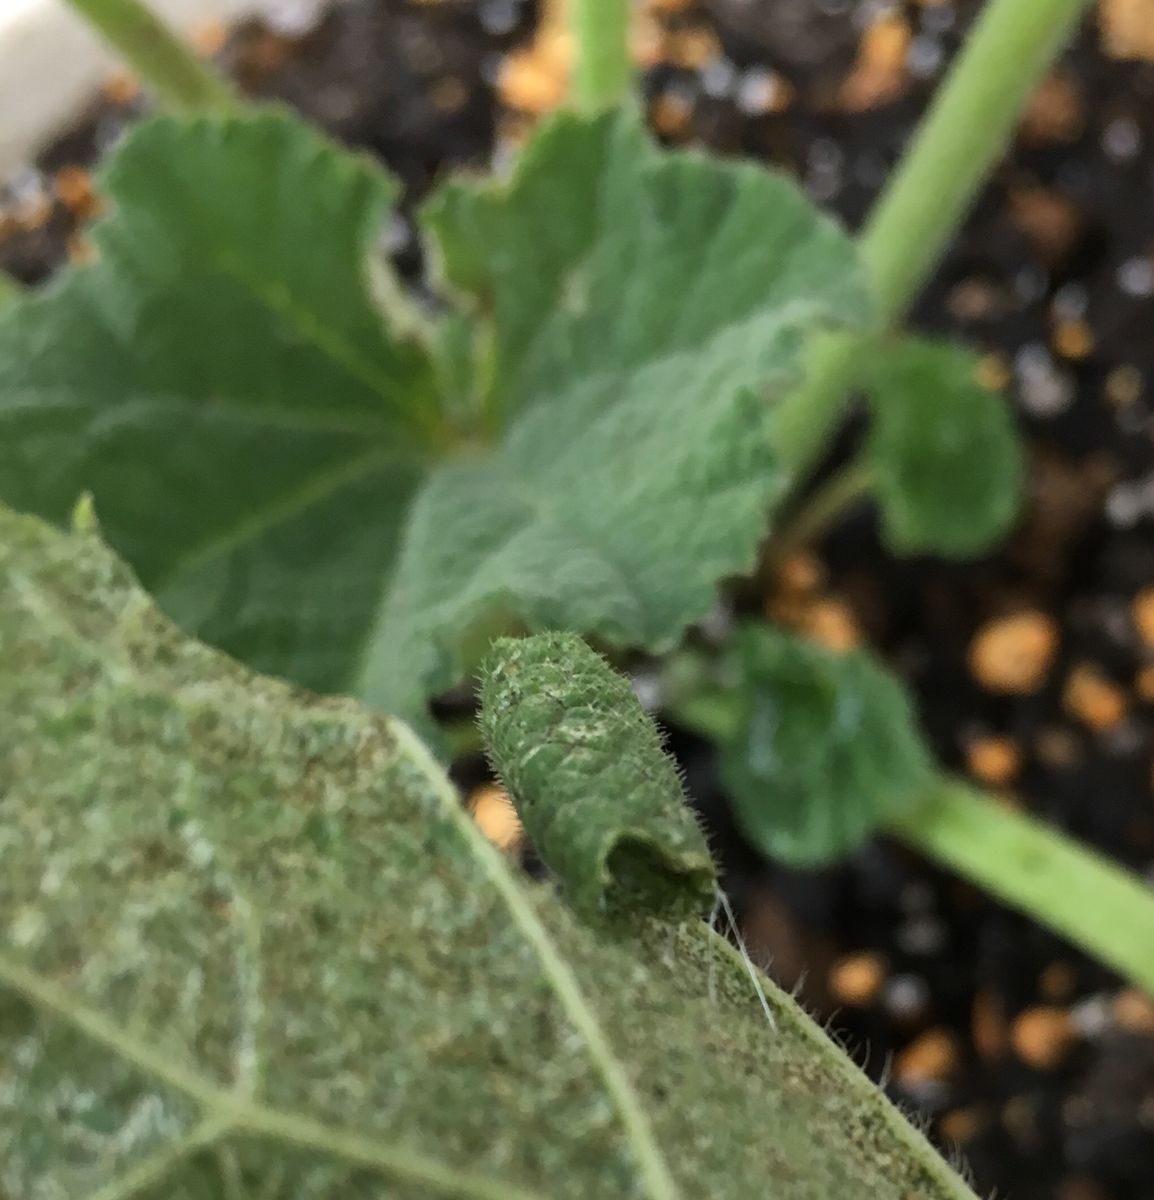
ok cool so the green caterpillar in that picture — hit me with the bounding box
[479,632,716,925]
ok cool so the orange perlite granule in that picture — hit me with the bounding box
[777,551,825,596]
[896,1028,962,1085]
[499,0,571,116]
[1010,1006,1077,1070]
[975,352,1012,392]
[101,70,140,106]
[972,988,1009,1062]
[969,611,1059,694]
[938,1107,982,1146]
[1132,586,1154,647]
[801,598,861,653]
[1019,72,1084,144]
[469,784,524,852]
[966,735,1022,787]
[1053,318,1095,361]
[838,12,910,113]
[1113,988,1154,1034]
[829,951,886,1007]
[54,167,99,221]
[1063,663,1128,732]
[1100,0,1154,60]
[190,18,227,57]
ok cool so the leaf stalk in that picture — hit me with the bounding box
[774,0,1095,475]
[570,0,633,112]
[764,457,873,569]
[63,0,238,112]
[890,783,1154,1000]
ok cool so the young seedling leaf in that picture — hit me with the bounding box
[360,110,871,717]
[0,108,869,726]
[480,632,716,925]
[865,338,1023,557]
[0,506,973,1200]
[718,625,934,866]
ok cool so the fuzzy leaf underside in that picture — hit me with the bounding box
[866,338,1023,557]
[0,507,972,1200]
[479,633,716,925]
[0,107,869,726]
[719,625,935,865]
[362,112,871,719]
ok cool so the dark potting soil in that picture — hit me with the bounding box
[4,3,1154,1197]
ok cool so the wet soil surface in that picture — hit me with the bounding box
[4,2,1154,1197]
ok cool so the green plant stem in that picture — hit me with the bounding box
[63,0,238,112]
[570,0,632,112]
[890,783,1154,999]
[775,0,1094,475]
[765,458,873,568]
[0,270,21,309]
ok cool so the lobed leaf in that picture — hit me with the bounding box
[361,110,871,717]
[0,107,870,726]
[717,625,935,865]
[0,109,433,698]
[865,338,1023,558]
[479,632,715,925]
[0,506,974,1200]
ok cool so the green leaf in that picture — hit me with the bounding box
[0,109,435,698]
[0,507,974,1200]
[717,625,934,866]
[865,338,1023,558]
[0,107,868,725]
[480,633,716,925]
[361,110,870,717]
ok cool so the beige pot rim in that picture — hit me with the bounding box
[0,0,304,178]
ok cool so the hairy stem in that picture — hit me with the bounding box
[775,0,1094,474]
[890,783,1154,1000]
[63,0,238,112]
[570,0,633,112]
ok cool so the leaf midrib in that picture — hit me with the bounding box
[209,243,433,431]
[388,722,685,1200]
[149,443,403,593]
[0,392,408,439]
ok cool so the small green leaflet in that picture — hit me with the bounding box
[717,625,934,866]
[0,106,870,727]
[0,505,974,1200]
[865,338,1023,558]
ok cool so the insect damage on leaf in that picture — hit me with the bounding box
[480,632,716,924]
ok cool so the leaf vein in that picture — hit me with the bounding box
[0,951,547,1200]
